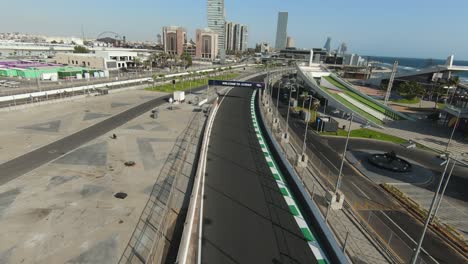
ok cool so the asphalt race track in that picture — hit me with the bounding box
[201,80,318,263]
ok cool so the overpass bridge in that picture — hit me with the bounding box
[368,55,468,86]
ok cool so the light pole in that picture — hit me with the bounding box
[285,87,293,135]
[411,155,451,264]
[334,113,353,193]
[444,109,461,153]
[431,158,456,223]
[302,96,313,154]
[276,82,281,115]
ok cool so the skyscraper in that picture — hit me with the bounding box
[225,22,234,51]
[324,37,332,53]
[275,12,288,50]
[225,22,248,52]
[240,25,248,52]
[286,36,294,48]
[207,0,225,55]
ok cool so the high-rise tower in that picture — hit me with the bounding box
[207,0,225,55]
[324,37,332,53]
[275,12,288,50]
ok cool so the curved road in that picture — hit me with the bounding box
[201,79,318,263]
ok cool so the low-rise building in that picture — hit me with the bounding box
[162,26,187,56]
[195,28,218,60]
[184,40,196,57]
[55,50,141,70]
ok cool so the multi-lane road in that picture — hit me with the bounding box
[201,79,320,263]
[274,91,466,264]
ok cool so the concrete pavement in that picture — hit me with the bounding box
[0,99,204,263]
[0,90,165,164]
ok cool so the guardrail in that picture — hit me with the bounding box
[175,97,220,264]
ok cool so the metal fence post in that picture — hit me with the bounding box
[343,231,350,253]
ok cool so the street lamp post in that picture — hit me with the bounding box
[411,155,451,264]
[444,109,461,153]
[302,96,313,154]
[334,113,353,193]
[431,158,456,223]
[285,87,293,135]
[276,82,281,115]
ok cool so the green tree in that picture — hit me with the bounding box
[397,81,424,99]
[73,45,90,53]
[448,76,460,89]
[133,57,142,67]
[181,51,193,68]
[432,84,446,108]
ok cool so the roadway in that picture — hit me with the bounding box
[201,78,318,263]
[0,68,261,185]
[274,93,466,264]
[0,82,223,185]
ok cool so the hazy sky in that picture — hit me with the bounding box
[1,0,467,60]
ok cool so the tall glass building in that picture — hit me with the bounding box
[275,12,288,50]
[207,0,225,54]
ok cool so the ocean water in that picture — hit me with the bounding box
[367,56,468,83]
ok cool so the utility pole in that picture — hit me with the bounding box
[384,61,398,105]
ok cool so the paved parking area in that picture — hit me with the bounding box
[0,101,203,264]
[0,90,164,164]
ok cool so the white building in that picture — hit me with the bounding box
[56,50,143,70]
[94,50,140,68]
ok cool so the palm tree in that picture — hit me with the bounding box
[448,76,460,105]
[432,84,445,108]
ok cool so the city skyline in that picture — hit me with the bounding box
[1,0,467,59]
